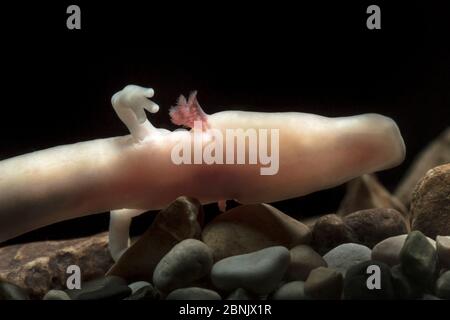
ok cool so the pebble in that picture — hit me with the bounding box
[166,287,221,300]
[421,294,441,300]
[285,245,327,281]
[271,281,307,300]
[304,267,343,300]
[211,246,290,294]
[153,239,213,293]
[395,127,450,207]
[343,208,409,248]
[436,236,450,269]
[108,196,203,282]
[337,174,407,217]
[66,275,131,300]
[0,282,30,300]
[323,243,371,275]
[128,281,152,294]
[43,289,71,300]
[435,270,450,299]
[343,261,395,300]
[202,204,311,261]
[125,285,159,300]
[226,288,257,300]
[411,164,450,238]
[400,231,437,288]
[372,234,436,267]
[390,265,420,299]
[311,214,357,255]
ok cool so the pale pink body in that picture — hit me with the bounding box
[0,86,405,243]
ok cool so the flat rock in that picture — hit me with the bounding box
[396,127,450,207]
[66,275,131,300]
[153,239,213,293]
[0,281,30,300]
[311,214,357,255]
[108,196,203,282]
[437,236,450,269]
[43,289,71,300]
[166,287,221,300]
[285,245,327,281]
[211,246,290,294]
[343,208,409,248]
[202,204,310,261]
[304,267,343,300]
[323,243,371,276]
[411,164,450,238]
[338,174,407,218]
[372,234,436,267]
[344,261,395,300]
[435,270,450,299]
[400,231,437,288]
[0,232,113,299]
[271,281,307,300]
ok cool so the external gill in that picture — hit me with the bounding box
[169,91,210,131]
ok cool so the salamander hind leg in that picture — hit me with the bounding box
[108,208,148,261]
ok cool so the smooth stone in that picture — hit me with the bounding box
[338,174,407,217]
[128,281,152,294]
[400,231,437,288]
[125,285,159,300]
[411,164,450,238]
[395,127,450,207]
[304,267,343,300]
[211,246,290,294]
[372,234,436,267]
[390,265,421,299]
[286,245,327,281]
[323,243,371,276]
[43,289,71,300]
[343,208,409,248]
[343,261,395,300]
[202,204,311,261]
[226,288,257,300]
[311,214,357,255]
[0,282,30,300]
[435,270,450,299]
[108,196,203,282]
[153,239,213,293]
[437,236,450,269]
[66,276,131,300]
[166,287,221,300]
[272,281,307,300]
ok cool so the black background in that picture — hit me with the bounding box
[0,1,449,244]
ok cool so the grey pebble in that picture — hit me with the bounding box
[0,282,30,300]
[323,243,371,275]
[211,246,290,294]
[166,287,221,300]
[153,239,213,293]
[271,281,307,300]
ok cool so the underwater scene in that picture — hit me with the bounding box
[0,1,449,309]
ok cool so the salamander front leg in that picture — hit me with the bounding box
[111,85,160,142]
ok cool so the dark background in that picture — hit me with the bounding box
[0,1,448,244]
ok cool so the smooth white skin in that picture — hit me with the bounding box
[0,85,405,260]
